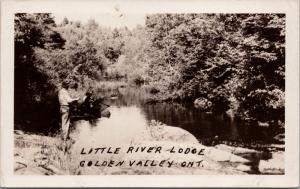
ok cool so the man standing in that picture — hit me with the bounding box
[58,81,79,141]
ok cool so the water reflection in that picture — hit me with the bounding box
[96,87,275,145]
[71,106,151,147]
[67,87,279,174]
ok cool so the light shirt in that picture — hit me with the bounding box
[58,88,75,106]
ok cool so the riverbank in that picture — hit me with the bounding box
[14,119,284,175]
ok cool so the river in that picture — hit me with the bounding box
[93,86,277,147]
[15,85,283,174]
[66,86,283,174]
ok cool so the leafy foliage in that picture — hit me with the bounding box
[14,13,65,132]
[14,13,285,133]
[145,14,285,125]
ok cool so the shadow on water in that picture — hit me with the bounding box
[101,86,278,147]
[15,85,282,174]
[96,86,282,175]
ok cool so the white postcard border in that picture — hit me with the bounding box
[1,0,299,187]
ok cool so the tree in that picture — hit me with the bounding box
[14,13,65,132]
[144,13,285,126]
[233,14,285,123]
[36,18,108,88]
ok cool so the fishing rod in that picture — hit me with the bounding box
[94,98,110,111]
[98,102,110,112]
[100,102,110,108]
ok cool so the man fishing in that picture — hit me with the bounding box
[58,80,80,141]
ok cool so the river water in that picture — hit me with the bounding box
[96,86,276,147]
[67,86,282,174]
[15,85,282,174]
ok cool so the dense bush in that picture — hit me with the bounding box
[14,13,285,133]
[145,14,285,125]
[14,13,66,133]
[15,15,112,132]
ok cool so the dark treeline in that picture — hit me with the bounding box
[145,14,285,128]
[14,13,285,134]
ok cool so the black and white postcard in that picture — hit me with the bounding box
[0,0,299,187]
